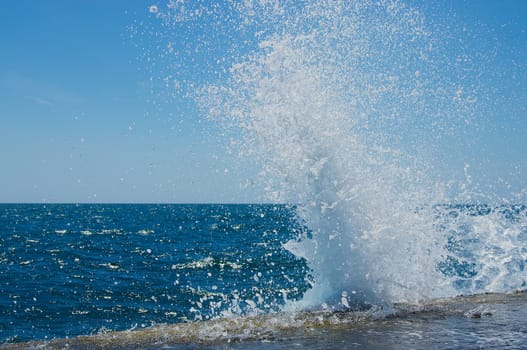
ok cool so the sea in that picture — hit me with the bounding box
[1,203,527,349]
[3,0,527,348]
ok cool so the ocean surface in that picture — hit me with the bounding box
[0,204,308,343]
[1,203,527,349]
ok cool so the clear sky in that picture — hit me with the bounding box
[0,1,261,203]
[0,1,525,203]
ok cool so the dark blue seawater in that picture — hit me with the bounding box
[1,204,527,349]
[0,204,309,343]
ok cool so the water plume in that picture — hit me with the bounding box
[152,0,527,309]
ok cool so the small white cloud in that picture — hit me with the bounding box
[3,72,83,106]
[33,97,54,106]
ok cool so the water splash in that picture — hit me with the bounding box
[198,0,460,307]
[149,0,527,309]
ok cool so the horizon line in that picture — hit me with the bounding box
[0,201,284,205]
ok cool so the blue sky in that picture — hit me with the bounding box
[0,1,259,203]
[0,1,525,203]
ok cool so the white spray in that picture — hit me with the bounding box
[151,0,527,309]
